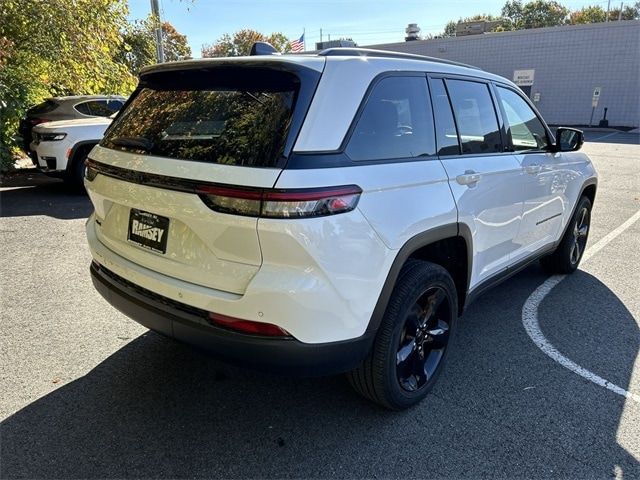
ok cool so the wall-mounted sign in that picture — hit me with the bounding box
[513,69,535,86]
[592,87,602,107]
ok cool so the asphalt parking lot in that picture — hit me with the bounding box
[1,130,638,479]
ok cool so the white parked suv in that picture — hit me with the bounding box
[85,47,597,409]
[31,116,114,189]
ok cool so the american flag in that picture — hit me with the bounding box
[289,33,305,53]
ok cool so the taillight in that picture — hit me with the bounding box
[196,184,362,218]
[29,118,50,125]
[208,312,290,337]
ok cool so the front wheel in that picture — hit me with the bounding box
[347,260,458,410]
[64,153,88,193]
[540,196,592,274]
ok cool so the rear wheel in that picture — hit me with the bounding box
[348,260,457,410]
[540,196,592,274]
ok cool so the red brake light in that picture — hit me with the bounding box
[196,185,362,219]
[208,312,290,337]
[30,118,50,125]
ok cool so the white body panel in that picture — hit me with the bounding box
[441,154,525,288]
[512,151,595,263]
[87,147,282,295]
[84,53,598,347]
[87,206,394,343]
[32,117,112,171]
[275,161,457,250]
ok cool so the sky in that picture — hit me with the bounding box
[128,0,615,57]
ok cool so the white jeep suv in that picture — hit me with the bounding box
[31,115,114,189]
[85,47,596,410]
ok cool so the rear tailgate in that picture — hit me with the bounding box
[86,59,323,295]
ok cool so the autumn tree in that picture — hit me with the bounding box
[118,18,192,75]
[0,0,137,170]
[202,29,291,57]
[569,5,607,24]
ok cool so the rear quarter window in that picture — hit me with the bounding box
[346,76,436,161]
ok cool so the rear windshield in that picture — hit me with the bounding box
[102,68,299,168]
[28,100,59,115]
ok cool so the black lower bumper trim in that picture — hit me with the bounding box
[90,263,373,376]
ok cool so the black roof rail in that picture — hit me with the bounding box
[317,47,481,70]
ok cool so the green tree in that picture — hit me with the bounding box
[502,0,569,29]
[201,29,292,57]
[609,2,640,20]
[118,18,192,75]
[570,5,607,24]
[442,21,458,37]
[0,0,137,171]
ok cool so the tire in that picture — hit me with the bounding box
[64,151,88,193]
[540,196,592,275]
[347,260,458,410]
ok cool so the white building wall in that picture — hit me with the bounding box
[368,20,640,128]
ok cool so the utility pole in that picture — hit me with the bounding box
[150,0,165,63]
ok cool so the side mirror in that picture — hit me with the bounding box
[552,127,584,152]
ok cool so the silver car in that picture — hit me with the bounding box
[18,95,126,159]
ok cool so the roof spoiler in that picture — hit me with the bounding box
[250,42,280,56]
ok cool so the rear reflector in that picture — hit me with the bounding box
[197,184,362,218]
[208,312,290,337]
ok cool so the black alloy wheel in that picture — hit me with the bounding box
[396,286,451,392]
[348,260,458,410]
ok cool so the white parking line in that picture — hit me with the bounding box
[590,131,619,142]
[522,209,640,404]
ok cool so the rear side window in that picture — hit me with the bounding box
[496,86,549,151]
[430,79,460,156]
[102,69,298,168]
[28,100,58,115]
[346,76,436,161]
[75,100,121,117]
[74,102,92,115]
[446,79,502,155]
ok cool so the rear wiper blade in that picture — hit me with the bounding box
[111,136,154,151]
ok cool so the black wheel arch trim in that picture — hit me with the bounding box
[67,140,100,172]
[365,223,472,335]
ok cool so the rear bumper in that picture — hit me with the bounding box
[90,262,373,376]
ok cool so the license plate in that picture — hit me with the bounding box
[127,209,169,254]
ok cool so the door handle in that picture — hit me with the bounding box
[525,164,542,175]
[456,170,481,186]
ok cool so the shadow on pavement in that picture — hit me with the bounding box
[0,270,638,478]
[0,171,92,220]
